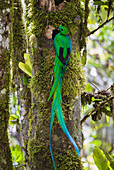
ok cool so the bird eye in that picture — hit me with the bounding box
[61,29,63,31]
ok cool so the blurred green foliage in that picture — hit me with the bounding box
[81,0,114,169]
[10,145,25,169]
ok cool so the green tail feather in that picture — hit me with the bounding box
[48,63,62,101]
[49,65,79,169]
[49,69,63,170]
[49,25,79,169]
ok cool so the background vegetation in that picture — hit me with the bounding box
[81,1,114,169]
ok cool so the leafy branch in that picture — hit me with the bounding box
[81,83,114,124]
[81,96,114,124]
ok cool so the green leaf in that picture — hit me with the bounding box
[9,115,19,125]
[16,152,24,162]
[92,97,102,102]
[9,121,17,125]
[81,55,87,66]
[13,95,17,105]
[86,83,92,93]
[19,62,32,77]
[24,53,32,70]
[92,140,102,147]
[93,146,109,170]
[10,145,25,163]
[10,114,19,120]
[105,116,110,126]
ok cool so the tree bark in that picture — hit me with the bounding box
[10,0,31,161]
[22,0,86,169]
[0,1,13,169]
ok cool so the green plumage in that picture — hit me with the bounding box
[48,25,79,170]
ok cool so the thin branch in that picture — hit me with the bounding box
[87,16,114,36]
[106,86,112,91]
[88,79,100,91]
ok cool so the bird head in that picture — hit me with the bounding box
[58,25,69,35]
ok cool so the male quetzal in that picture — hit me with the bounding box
[48,25,79,169]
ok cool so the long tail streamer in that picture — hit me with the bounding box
[49,67,79,169]
[48,25,79,170]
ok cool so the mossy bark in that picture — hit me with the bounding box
[22,0,87,169]
[10,0,31,155]
[0,2,13,169]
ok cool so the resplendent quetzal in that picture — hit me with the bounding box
[48,25,79,170]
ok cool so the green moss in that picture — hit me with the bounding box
[29,45,54,99]
[28,138,51,168]
[0,39,13,169]
[63,52,85,99]
[0,1,11,10]
[28,115,34,137]
[27,0,86,47]
[10,0,26,83]
[28,136,83,169]
[56,149,83,170]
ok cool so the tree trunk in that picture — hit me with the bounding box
[10,0,31,160]
[0,1,13,169]
[22,0,86,169]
